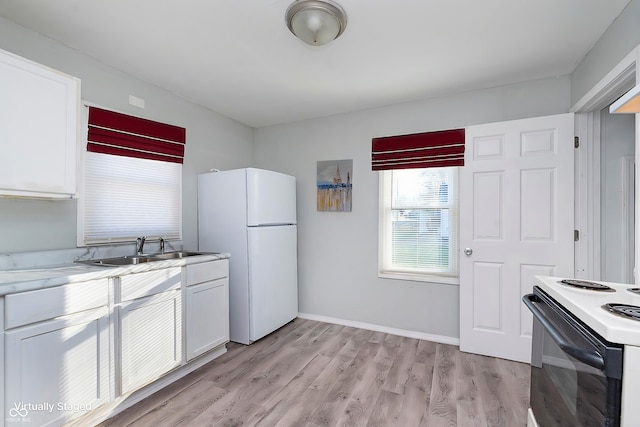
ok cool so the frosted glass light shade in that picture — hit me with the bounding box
[286,0,347,46]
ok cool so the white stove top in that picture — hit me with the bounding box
[535,276,640,347]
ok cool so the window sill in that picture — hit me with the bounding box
[378,271,459,285]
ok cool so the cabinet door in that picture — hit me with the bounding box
[119,290,182,395]
[5,307,111,426]
[0,48,79,198]
[186,278,229,361]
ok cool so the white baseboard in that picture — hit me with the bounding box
[297,312,460,346]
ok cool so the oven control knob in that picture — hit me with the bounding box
[464,248,473,256]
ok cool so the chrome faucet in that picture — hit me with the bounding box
[135,236,146,255]
[159,237,165,254]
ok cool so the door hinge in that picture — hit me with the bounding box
[574,136,580,148]
[574,230,580,241]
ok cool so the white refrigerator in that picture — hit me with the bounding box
[197,168,298,344]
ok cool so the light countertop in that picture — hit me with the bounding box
[0,253,230,296]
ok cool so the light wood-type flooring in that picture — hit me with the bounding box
[97,318,530,427]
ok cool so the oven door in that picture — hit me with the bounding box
[523,287,623,427]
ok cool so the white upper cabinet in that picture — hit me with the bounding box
[0,48,80,198]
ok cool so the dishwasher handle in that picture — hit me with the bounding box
[523,293,604,370]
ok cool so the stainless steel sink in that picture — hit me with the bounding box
[150,251,208,260]
[78,255,158,266]
[77,251,215,267]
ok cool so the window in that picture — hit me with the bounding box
[80,152,182,244]
[78,106,185,246]
[379,167,459,283]
[373,127,464,283]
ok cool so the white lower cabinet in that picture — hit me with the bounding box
[186,279,228,360]
[118,268,182,395]
[2,259,230,426]
[185,260,229,361]
[119,290,182,394]
[4,280,111,427]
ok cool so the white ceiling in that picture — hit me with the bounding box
[0,0,631,128]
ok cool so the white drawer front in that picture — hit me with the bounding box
[120,267,181,301]
[186,259,229,287]
[5,279,110,329]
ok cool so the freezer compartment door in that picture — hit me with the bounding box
[246,168,296,226]
[248,225,298,342]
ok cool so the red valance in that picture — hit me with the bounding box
[87,107,186,164]
[372,128,465,170]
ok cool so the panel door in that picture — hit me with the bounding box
[248,224,298,341]
[459,113,574,363]
[186,278,229,360]
[119,290,182,394]
[5,307,111,426]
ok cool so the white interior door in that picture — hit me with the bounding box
[459,113,574,363]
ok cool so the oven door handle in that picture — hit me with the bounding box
[523,294,604,370]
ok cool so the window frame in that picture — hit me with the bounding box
[378,168,460,285]
[76,104,183,247]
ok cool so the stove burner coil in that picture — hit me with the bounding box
[603,303,640,320]
[558,279,614,292]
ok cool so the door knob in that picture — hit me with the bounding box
[464,248,473,256]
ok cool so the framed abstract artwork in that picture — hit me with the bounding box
[317,159,352,212]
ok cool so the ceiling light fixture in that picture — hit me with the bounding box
[286,0,347,46]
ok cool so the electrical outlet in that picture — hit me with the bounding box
[128,95,145,109]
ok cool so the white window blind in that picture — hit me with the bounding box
[379,167,459,281]
[80,152,182,245]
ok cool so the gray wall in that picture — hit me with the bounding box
[0,17,255,254]
[254,76,571,339]
[572,0,640,105]
[2,1,637,340]
[601,108,636,283]
[571,0,639,284]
